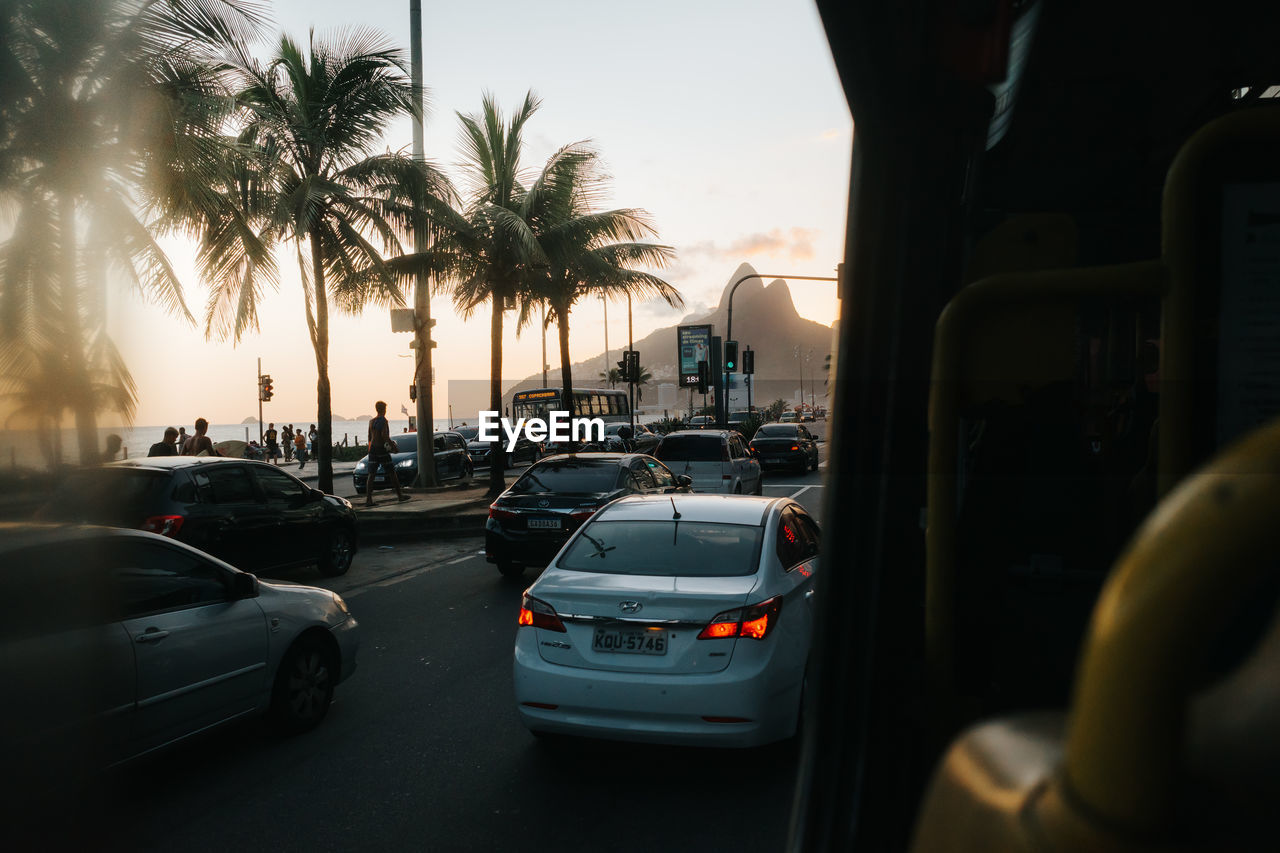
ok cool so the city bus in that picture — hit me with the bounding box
[511,387,630,423]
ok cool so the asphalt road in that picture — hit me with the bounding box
[14,427,830,852]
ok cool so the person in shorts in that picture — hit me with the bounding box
[365,400,407,505]
[264,423,280,463]
[294,428,307,470]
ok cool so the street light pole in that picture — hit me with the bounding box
[409,0,437,486]
[541,305,548,388]
[627,293,635,434]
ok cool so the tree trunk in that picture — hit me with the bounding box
[557,300,573,419]
[487,284,507,497]
[60,191,98,465]
[310,231,334,494]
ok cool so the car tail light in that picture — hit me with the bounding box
[489,504,518,521]
[569,505,600,522]
[697,596,783,640]
[790,445,799,451]
[518,592,566,633]
[141,515,185,537]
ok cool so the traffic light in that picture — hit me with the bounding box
[724,340,738,372]
[626,350,639,382]
[259,374,273,402]
[743,348,755,375]
[696,359,709,394]
[617,356,628,380]
[409,383,417,402]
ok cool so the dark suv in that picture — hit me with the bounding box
[36,457,358,577]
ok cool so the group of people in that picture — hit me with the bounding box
[145,418,219,457]
[262,423,317,469]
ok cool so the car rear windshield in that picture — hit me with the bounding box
[655,436,723,462]
[39,469,170,524]
[558,520,763,576]
[756,425,798,437]
[508,460,621,494]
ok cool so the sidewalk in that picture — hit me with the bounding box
[294,459,506,540]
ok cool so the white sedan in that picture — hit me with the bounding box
[513,494,820,747]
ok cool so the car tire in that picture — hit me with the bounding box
[497,560,524,579]
[754,477,763,496]
[269,634,335,734]
[318,526,355,577]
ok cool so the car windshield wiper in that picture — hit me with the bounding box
[580,531,616,559]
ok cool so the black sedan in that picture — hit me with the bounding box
[36,457,359,577]
[485,453,691,578]
[455,425,540,468]
[749,423,820,473]
[352,431,473,493]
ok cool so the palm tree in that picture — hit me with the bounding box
[515,144,681,432]
[634,365,653,401]
[598,367,621,388]
[0,0,268,464]
[200,28,456,493]
[445,92,547,497]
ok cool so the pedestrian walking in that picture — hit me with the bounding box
[148,427,179,457]
[308,424,318,457]
[295,428,308,470]
[264,422,280,463]
[283,424,294,463]
[365,400,408,505]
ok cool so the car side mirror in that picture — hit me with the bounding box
[232,572,260,599]
[676,474,693,489]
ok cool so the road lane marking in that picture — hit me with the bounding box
[447,555,473,565]
[790,485,818,500]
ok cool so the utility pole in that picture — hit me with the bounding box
[541,305,548,388]
[409,0,437,486]
[602,296,609,386]
[257,357,263,445]
[627,293,635,434]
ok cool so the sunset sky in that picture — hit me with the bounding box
[107,0,852,427]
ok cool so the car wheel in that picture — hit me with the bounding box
[318,526,355,577]
[754,477,763,496]
[269,635,335,733]
[497,560,524,579]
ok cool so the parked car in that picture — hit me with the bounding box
[750,423,820,473]
[353,431,473,494]
[37,457,358,577]
[653,429,763,495]
[686,415,715,427]
[485,453,691,577]
[0,524,358,777]
[455,425,540,468]
[513,494,820,747]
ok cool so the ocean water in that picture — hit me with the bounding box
[0,418,461,469]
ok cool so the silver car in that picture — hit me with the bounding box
[0,524,358,776]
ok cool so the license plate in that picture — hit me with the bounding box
[592,628,668,655]
[528,518,561,530]
[764,458,787,466]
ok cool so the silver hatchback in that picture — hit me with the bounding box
[0,524,358,777]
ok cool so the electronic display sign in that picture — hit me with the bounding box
[677,324,714,386]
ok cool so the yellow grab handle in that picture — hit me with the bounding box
[1063,416,1280,832]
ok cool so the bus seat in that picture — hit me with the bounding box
[913,415,1280,852]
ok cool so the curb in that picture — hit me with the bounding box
[356,510,489,541]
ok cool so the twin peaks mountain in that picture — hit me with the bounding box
[510,261,834,393]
